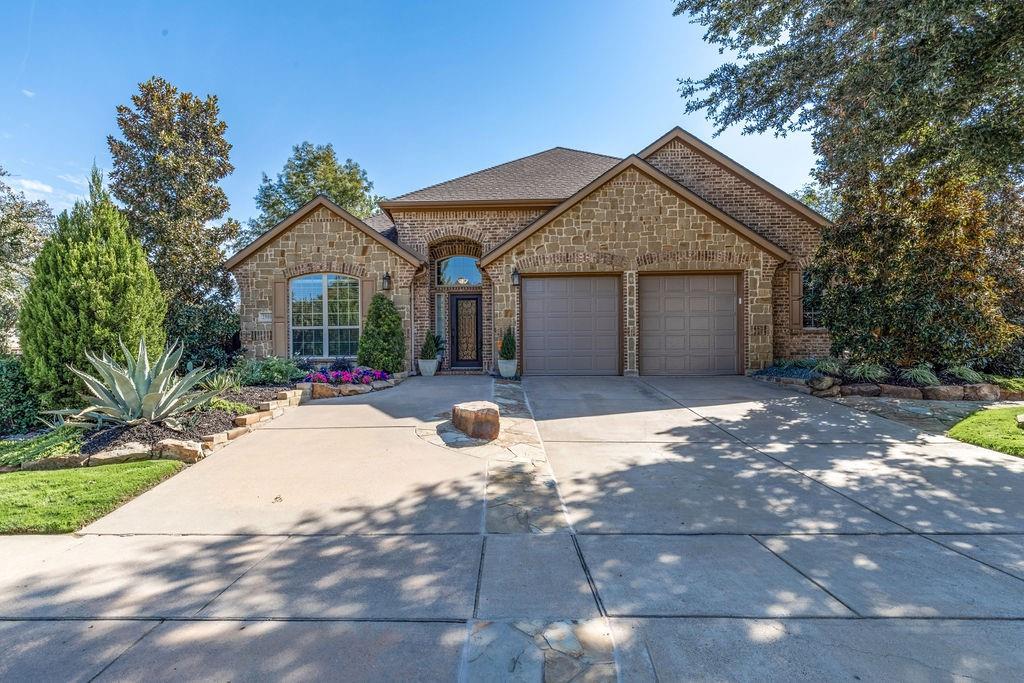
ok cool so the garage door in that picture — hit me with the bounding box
[639,274,738,375]
[523,276,619,375]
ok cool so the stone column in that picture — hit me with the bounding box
[623,270,639,376]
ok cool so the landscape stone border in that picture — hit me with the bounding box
[752,374,1017,402]
[297,371,408,401]
[7,389,308,474]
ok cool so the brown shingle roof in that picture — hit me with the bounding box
[384,147,621,203]
[363,211,397,242]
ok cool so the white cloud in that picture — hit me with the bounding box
[57,173,88,188]
[20,89,35,98]
[10,178,53,194]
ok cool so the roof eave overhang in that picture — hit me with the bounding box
[480,155,793,267]
[225,195,424,271]
[378,198,564,211]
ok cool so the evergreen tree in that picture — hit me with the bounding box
[356,294,405,373]
[19,167,166,408]
[236,142,382,249]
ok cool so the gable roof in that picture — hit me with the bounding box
[224,195,423,270]
[480,155,793,267]
[378,147,621,207]
[640,127,830,227]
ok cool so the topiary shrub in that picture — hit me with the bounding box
[18,168,166,408]
[357,294,405,373]
[499,327,516,361]
[0,355,38,435]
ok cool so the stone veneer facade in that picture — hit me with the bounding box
[229,132,830,373]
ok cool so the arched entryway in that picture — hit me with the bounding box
[428,238,486,371]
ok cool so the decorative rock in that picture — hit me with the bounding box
[1001,388,1024,401]
[840,383,881,397]
[22,453,88,470]
[311,383,339,400]
[155,438,205,464]
[338,383,372,396]
[371,379,395,390]
[922,385,965,401]
[234,413,262,426]
[87,442,151,466]
[879,384,924,400]
[1017,414,1024,431]
[808,375,835,391]
[811,385,841,398]
[201,432,228,446]
[226,426,249,440]
[452,401,500,440]
[256,410,274,422]
[963,383,1000,401]
[294,382,312,391]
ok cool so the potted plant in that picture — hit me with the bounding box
[497,326,517,379]
[418,333,441,377]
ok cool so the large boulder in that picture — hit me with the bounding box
[338,383,372,396]
[808,375,836,391]
[452,401,500,441]
[878,384,923,400]
[963,383,1000,401]
[811,385,841,398]
[87,442,152,466]
[839,383,881,397]
[921,385,965,401]
[156,439,205,464]
[22,453,88,470]
[311,383,340,400]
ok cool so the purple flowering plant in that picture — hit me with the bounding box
[304,366,391,385]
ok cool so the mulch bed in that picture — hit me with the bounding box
[221,386,289,408]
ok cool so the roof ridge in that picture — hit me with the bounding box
[388,146,620,202]
[550,145,621,161]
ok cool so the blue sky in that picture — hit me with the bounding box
[1,1,816,221]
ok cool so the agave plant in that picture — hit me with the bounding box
[200,369,241,395]
[68,338,219,429]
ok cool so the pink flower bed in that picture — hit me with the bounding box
[304,367,391,385]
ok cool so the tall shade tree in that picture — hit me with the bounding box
[236,142,382,249]
[673,0,1024,185]
[107,76,240,304]
[19,167,166,408]
[0,167,51,352]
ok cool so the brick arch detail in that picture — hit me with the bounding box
[429,239,484,260]
[514,252,629,269]
[283,260,369,279]
[424,225,486,245]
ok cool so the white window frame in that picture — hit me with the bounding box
[288,273,361,358]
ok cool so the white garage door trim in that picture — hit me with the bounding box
[521,275,621,376]
[638,273,742,376]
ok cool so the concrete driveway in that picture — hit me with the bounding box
[3,375,1024,680]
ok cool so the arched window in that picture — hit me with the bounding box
[436,256,482,286]
[289,274,360,357]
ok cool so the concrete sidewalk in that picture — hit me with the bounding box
[2,375,1024,681]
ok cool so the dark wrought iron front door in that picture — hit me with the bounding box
[449,294,482,367]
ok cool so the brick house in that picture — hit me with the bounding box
[225,127,830,376]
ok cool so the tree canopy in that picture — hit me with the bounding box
[107,76,240,304]
[0,167,51,352]
[236,142,381,249]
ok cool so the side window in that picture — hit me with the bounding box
[801,270,823,329]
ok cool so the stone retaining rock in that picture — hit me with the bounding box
[840,383,881,397]
[808,376,836,391]
[21,453,88,470]
[87,442,151,466]
[1017,414,1024,431]
[878,384,923,400]
[811,385,841,398]
[155,439,205,464]
[922,385,965,401]
[452,401,500,441]
[963,383,1000,401]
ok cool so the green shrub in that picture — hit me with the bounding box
[0,427,81,467]
[774,358,796,369]
[813,356,845,376]
[206,396,254,415]
[845,362,890,383]
[234,356,304,386]
[18,169,165,408]
[946,365,985,384]
[0,355,38,435]
[357,294,405,373]
[165,299,240,370]
[900,363,940,386]
[499,327,516,361]
[419,333,440,360]
[987,376,1024,393]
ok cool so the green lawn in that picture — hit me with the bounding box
[948,407,1024,458]
[0,460,182,534]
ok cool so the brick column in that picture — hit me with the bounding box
[623,270,639,376]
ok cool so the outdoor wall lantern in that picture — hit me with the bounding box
[511,268,521,287]
[381,272,392,290]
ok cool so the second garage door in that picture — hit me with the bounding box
[639,274,739,375]
[522,276,619,375]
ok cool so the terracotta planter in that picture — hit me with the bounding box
[497,359,517,379]
[418,358,439,377]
